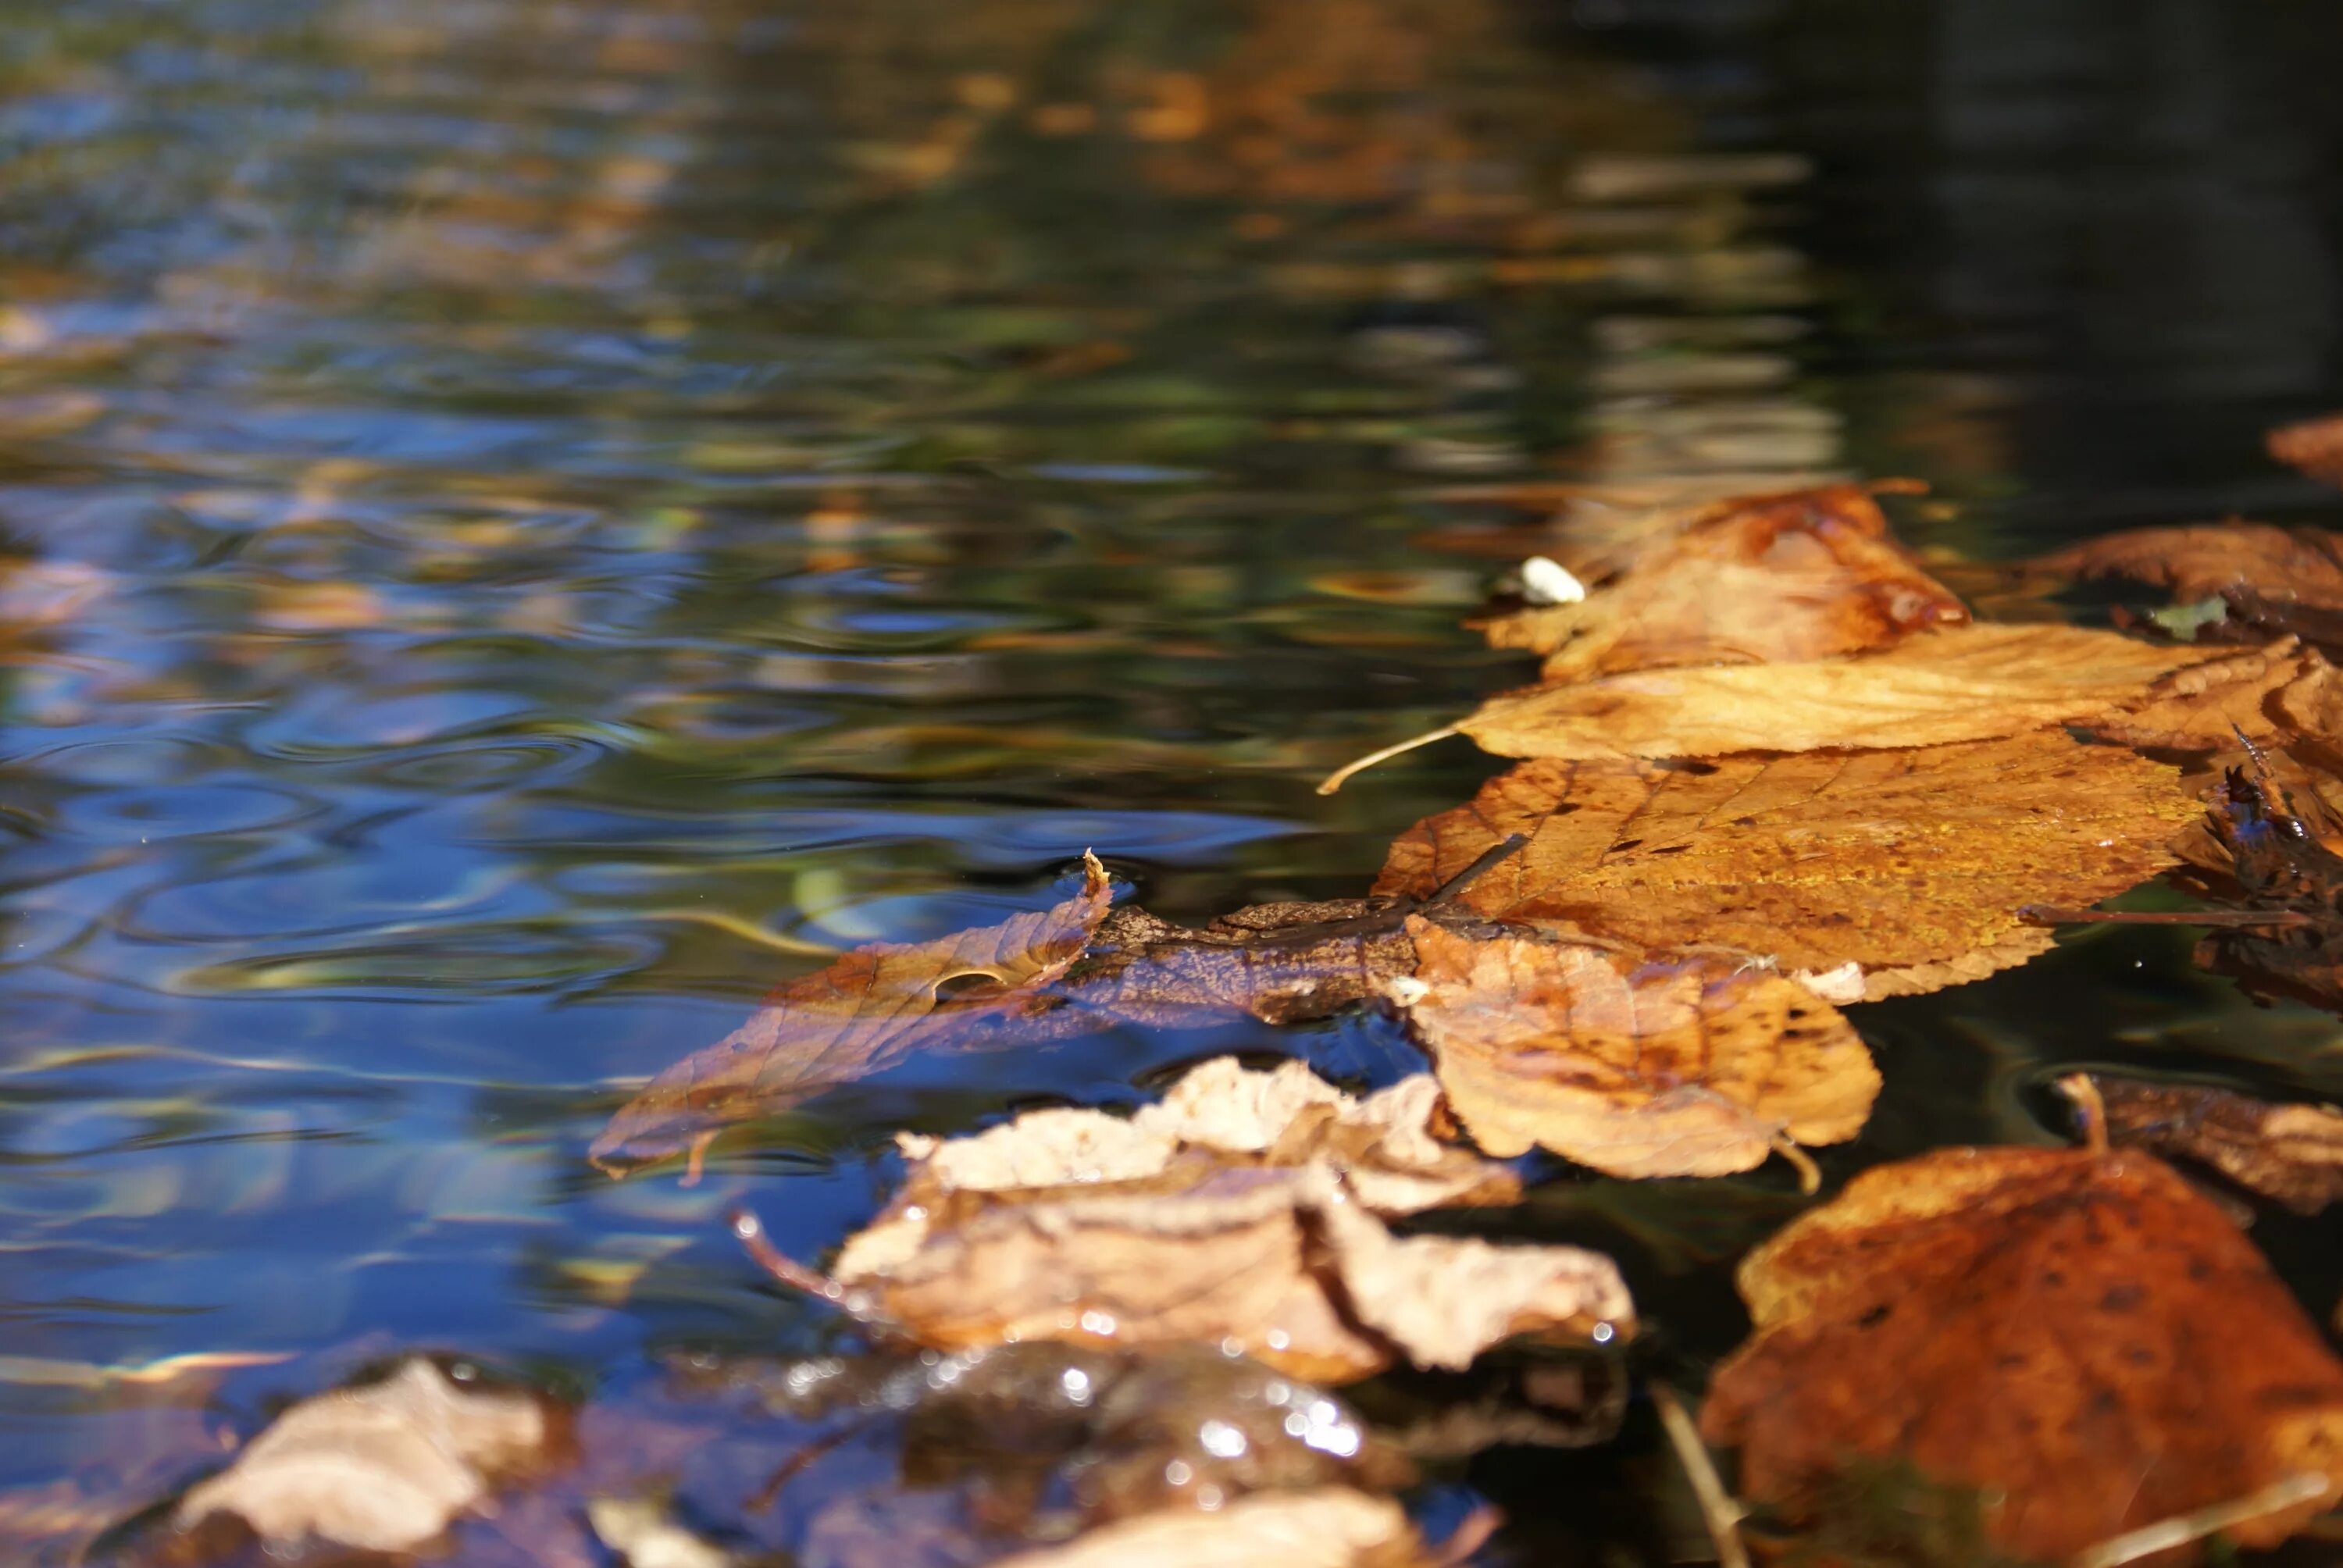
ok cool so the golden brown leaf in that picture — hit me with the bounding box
[1375,732,2200,998]
[2080,638,2323,752]
[1480,486,1966,682]
[2094,1075,2343,1215]
[2040,520,2343,608]
[1699,1146,2343,1563]
[175,1360,555,1554]
[827,1061,1632,1382]
[2270,413,2343,488]
[590,854,1112,1175]
[991,1488,1431,1568]
[1456,623,2227,762]
[1394,921,1877,1178]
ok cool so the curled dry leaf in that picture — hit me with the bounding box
[2080,638,2325,753]
[590,853,1112,1175]
[991,1487,1432,1568]
[1479,485,1966,683]
[2040,519,2343,610]
[1393,920,1877,1178]
[2270,413,2343,488]
[1699,1146,2343,1563]
[1453,623,2227,762]
[826,1060,1632,1382]
[2093,1075,2343,1215]
[174,1360,555,1554]
[1376,731,2199,999]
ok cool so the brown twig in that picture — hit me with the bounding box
[1425,832,1531,907]
[2022,903,2313,929]
[1650,1383,1751,1568]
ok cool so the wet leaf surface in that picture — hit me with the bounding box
[1478,484,1966,682]
[591,856,1112,1176]
[1393,919,1876,1178]
[1376,732,2200,997]
[1454,623,2227,761]
[1065,900,1421,1027]
[1700,1145,2343,1563]
[2078,638,2326,753]
[990,1487,1432,1568]
[2093,1074,2343,1215]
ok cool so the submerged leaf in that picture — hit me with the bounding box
[1393,920,1876,1178]
[591,854,1112,1175]
[1454,623,2225,762]
[1699,1146,2343,1563]
[1376,732,2199,998]
[1067,900,1419,1027]
[991,1487,1431,1568]
[1480,485,1966,682]
[2094,1074,2343,1215]
[174,1360,555,1554]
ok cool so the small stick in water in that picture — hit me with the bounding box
[2070,1472,2330,1568]
[1650,1383,1751,1568]
[2021,905,2313,929]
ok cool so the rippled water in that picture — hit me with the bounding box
[9,0,2343,1557]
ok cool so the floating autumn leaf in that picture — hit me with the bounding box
[2092,1074,2343,1215]
[590,853,1111,1176]
[798,1059,1631,1383]
[1377,731,2199,998]
[174,1360,558,1554]
[2039,519,2343,609]
[1699,1145,2343,1563]
[2079,637,2325,753]
[1478,485,1966,683]
[1452,623,2227,763]
[1393,920,1876,1180]
[2270,412,2343,488]
[993,1487,1433,1568]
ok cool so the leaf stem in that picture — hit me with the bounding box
[1650,1383,1751,1568]
[1315,725,1461,795]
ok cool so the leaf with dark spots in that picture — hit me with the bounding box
[2091,1074,2343,1215]
[1700,1144,2343,1563]
[590,854,1112,1177]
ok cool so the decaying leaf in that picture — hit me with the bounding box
[992,1487,1432,1568]
[1479,486,1966,682]
[2092,1074,2343,1214]
[1454,623,2227,762]
[1376,732,2199,999]
[174,1360,555,1554]
[816,1060,1632,1382]
[2270,413,2343,488]
[2079,637,2324,753]
[591,854,1112,1175]
[1066,900,1421,1027]
[2040,519,2343,609]
[2190,761,2343,1011]
[1699,1145,2343,1563]
[1393,920,1877,1178]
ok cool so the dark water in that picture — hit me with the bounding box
[9,0,2343,1558]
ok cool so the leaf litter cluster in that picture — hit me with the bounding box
[93,451,2343,1566]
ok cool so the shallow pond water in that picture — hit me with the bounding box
[9,0,2343,1561]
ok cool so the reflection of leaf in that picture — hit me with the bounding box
[1393,919,1876,1178]
[1480,486,1966,682]
[590,855,1111,1176]
[1699,1146,2343,1563]
[2184,764,2343,1012]
[824,1059,1632,1382]
[174,1360,556,1554]
[1455,624,2225,761]
[1376,732,2199,998]
[993,1488,1431,1568]
[2093,1074,2343,1214]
